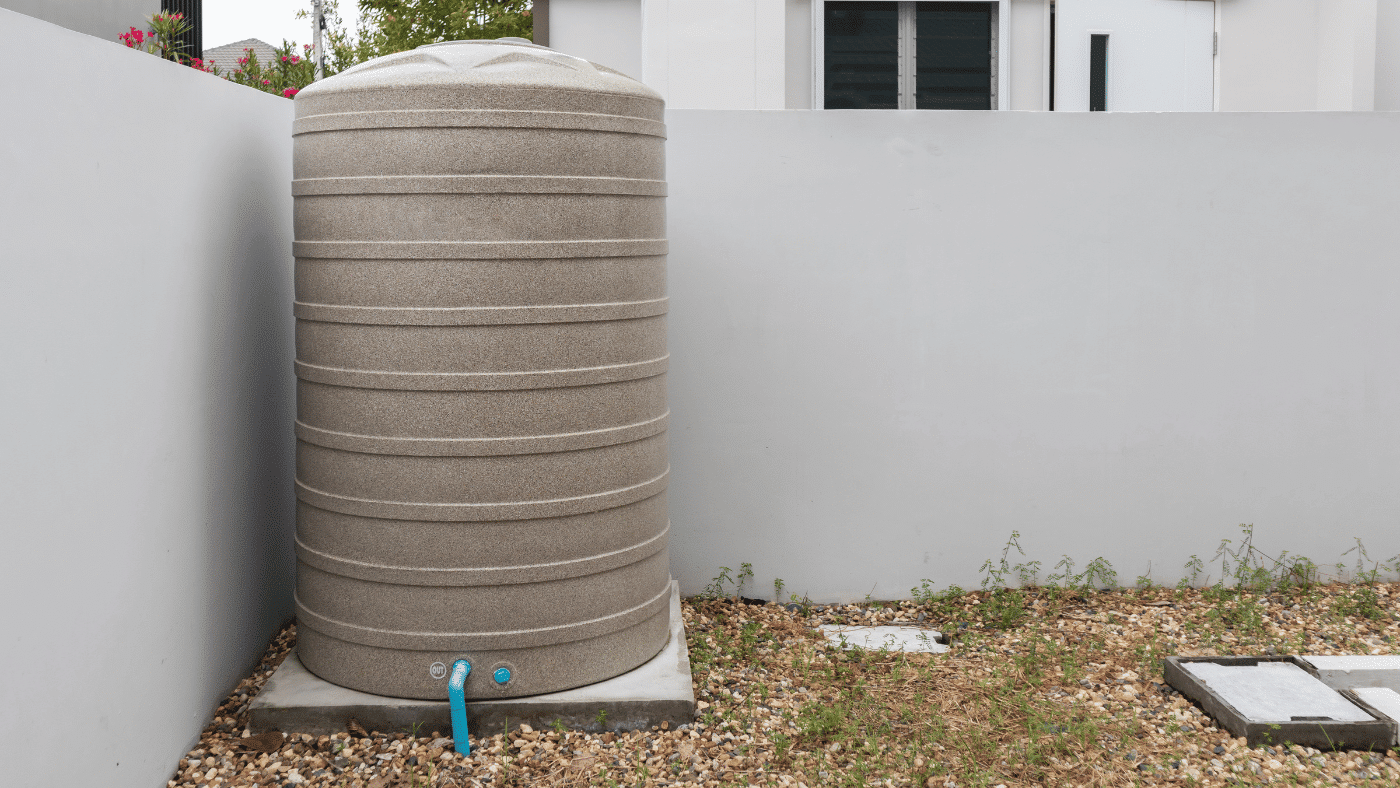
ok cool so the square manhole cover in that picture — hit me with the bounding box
[818,625,948,653]
[1164,656,1394,749]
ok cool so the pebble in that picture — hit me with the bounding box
[159,586,1399,788]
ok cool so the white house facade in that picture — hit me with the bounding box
[538,0,1400,111]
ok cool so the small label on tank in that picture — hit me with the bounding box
[429,662,447,680]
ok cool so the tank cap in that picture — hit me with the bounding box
[493,667,512,684]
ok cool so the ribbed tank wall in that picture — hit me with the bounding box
[291,40,671,700]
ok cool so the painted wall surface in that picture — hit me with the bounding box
[548,0,643,79]
[0,0,156,41]
[1054,0,1214,112]
[1314,0,1377,110]
[663,108,1400,602]
[785,0,812,108]
[0,11,295,788]
[639,0,786,108]
[1378,0,1400,109]
[1007,0,1046,110]
[1218,0,1380,111]
[1216,0,1318,110]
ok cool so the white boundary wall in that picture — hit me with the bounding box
[664,108,1400,601]
[0,10,295,788]
[0,0,157,42]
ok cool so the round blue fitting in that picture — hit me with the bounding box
[493,667,512,684]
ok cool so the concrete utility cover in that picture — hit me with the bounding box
[1182,661,1375,723]
[1353,688,1400,726]
[819,625,947,653]
[1301,655,1400,692]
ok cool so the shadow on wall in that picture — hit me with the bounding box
[197,127,297,699]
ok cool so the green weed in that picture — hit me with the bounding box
[700,562,756,600]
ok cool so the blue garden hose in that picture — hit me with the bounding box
[448,660,472,756]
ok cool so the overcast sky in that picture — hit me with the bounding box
[203,0,363,50]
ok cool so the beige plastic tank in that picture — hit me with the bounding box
[291,38,671,699]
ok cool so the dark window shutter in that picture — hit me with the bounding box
[1089,33,1108,111]
[825,2,900,109]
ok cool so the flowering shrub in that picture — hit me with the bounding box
[120,13,223,76]
[224,43,316,98]
[120,12,200,63]
[118,12,316,98]
[121,1,533,100]
[117,26,154,52]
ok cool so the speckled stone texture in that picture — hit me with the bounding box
[292,38,671,700]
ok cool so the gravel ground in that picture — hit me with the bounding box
[169,583,1399,787]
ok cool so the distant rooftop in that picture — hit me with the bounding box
[203,38,279,72]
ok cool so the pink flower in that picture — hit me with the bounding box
[283,88,299,98]
[281,56,287,62]
[262,79,271,85]
[290,56,300,64]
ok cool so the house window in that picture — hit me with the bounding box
[823,1,997,110]
[1089,33,1108,111]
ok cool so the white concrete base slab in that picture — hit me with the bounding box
[818,625,948,654]
[1301,655,1400,692]
[1181,662,1374,723]
[249,582,694,736]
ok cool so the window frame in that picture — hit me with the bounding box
[812,0,1010,110]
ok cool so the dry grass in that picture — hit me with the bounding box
[169,579,1400,788]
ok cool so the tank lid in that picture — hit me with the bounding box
[297,38,660,102]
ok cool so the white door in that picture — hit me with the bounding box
[1055,0,1215,111]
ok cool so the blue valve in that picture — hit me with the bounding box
[493,667,512,685]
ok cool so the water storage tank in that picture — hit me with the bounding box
[291,39,671,700]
